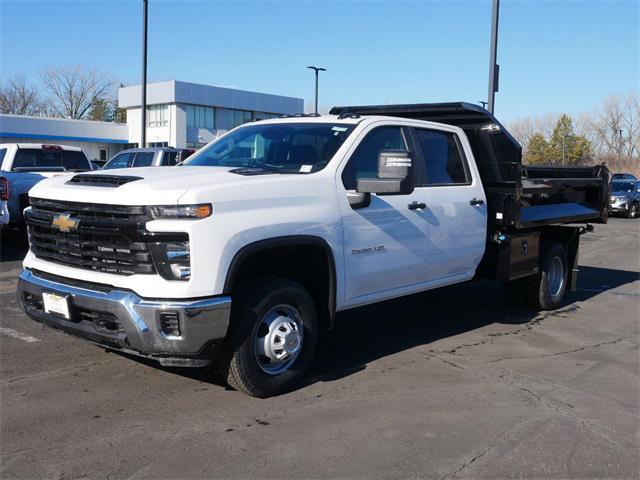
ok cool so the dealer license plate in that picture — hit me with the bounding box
[42,292,70,319]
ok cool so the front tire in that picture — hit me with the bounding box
[218,277,318,397]
[627,203,638,219]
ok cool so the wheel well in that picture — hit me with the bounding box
[224,238,336,331]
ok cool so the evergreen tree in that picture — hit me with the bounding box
[89,96,109,121]
[526,132,548,164]
[547,114,592,165]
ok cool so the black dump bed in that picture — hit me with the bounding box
[330,102,609,232]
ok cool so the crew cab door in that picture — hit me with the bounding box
[410,127,487,281]
[338,125,431,305]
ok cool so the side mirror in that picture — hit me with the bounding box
[356,150,414,195]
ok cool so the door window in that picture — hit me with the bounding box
[413,129,469,186]
[132,152,155,167]
[341,127,407,190]
[162,151,178,166]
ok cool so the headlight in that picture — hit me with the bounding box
[149,204,212,220]
[149,239,191,281]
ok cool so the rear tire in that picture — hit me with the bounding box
[525,242,568,310]
[218,277,318,398]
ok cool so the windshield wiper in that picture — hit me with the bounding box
[230,167,280,176]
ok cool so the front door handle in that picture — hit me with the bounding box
[469,198,484,206]
[408,202,427,210]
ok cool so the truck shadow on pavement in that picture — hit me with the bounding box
[140,265,638,392]
[305,266,639,387]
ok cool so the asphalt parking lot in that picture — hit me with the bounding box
[1,219,638,480]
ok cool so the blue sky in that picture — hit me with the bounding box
[1,0,638,122]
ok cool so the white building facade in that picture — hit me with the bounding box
[0,80,304,160]
[0,114,129,162]
[119,80,304,148]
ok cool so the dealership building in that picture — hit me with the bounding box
[0,80,304,161]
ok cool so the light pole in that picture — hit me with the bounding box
[618,128,623,163]
[141,0,148,148]
[487,0,500,114]
[562,134,569,166]
[306,66,326,115]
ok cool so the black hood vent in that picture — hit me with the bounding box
[66,174,143,188]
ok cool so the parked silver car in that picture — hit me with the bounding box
[609,180,640,218]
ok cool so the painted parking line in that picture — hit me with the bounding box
[0,327,40,343]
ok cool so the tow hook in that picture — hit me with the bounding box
[579,224,594,235]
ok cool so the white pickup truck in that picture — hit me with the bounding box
[17,103,609,397]
[0,144,92,227]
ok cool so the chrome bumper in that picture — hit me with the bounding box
[17,269,231,367]
[608,205,628,213]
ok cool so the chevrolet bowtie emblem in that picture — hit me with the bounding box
[51,213,79,232]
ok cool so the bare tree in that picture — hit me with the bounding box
[0,74,43,115]
[532,113,560,140]
[587,91,640,159]
[507,91,639,176]
[509,113,560,154]
[508,117,535,150]
[41,65,114,119]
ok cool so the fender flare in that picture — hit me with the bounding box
[223,235,337,329]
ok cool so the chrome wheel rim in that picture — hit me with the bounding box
[253,304,303,375]
[548,256,565,298]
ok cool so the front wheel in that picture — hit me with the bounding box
[218,277,318,397]
[627,203,638,219]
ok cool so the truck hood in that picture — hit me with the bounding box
[27,166,242,205]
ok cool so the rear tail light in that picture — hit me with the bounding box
[0,177,8,201]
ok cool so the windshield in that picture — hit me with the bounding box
[612,182,635,193]
[184,123,356,173]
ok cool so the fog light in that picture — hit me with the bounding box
[160,312,181,337]
[149,239,191,281]
[170,264,191,279]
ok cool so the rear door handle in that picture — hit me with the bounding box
[469,198,484,206]
[408,202,427,210]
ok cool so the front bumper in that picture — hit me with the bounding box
[17,269,231,367]
[608,204,628,214]
[609,198,629,213]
